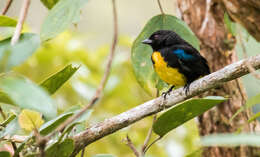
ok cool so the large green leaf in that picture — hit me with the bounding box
[40,64,79,95]
[0,16,17,27]
[201,133,260,147]
[39,112,73,136]
[131,14,199,96]
[0,33,40,72]
[45,138,74,157]
[40,0,60,9]
[0,76,57,120]
[153,96,226,136]
[40,0,88,41]
[230,93,260,121]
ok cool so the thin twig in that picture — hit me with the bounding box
[0,107,6,120]
[41,0,118,144]
[238,29,260,80]
[1,0,13,15]
[11,0,30,45]
[157,0,165,14]
[141,115,157,155]
[70,54,260,156]
[11,142,17,152]
[199,0,211,35]
[81,148,85,157]
[125,135,140,157]
[144,136,162,154]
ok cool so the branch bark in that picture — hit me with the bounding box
[70,54,260,156]
[221,0,260,41]
[177,0,260,156]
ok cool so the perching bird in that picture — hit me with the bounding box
[142,30,210,97]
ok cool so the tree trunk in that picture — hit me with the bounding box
[177,0,260,156]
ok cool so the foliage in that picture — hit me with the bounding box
[153,96,226,136]
[0,0,259,157]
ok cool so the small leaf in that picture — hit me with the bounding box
[0,76,57,120]
[224,12,236,36]
[0,16,17,27]
[230,93,260,121]
[153,96,226,136]
[40,0,60,9]
[0,151,11,157]
[0,118,20,138]
[40,64,79,95]
[39,112,73,136]
[0,33,40,72]
[40,0,88,41]
[201,133,260,147]
[45,138,74,157]
[18,109,44,132]
[0,114,16,127]
[248,112,260,123]
[93,155,116,157]
[131,14,199,96]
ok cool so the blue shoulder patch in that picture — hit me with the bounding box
[173,49,194,60]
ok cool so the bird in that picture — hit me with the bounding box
[142,30,210,98]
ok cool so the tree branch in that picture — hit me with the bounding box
[11,0,30,45]
[1,0,13,15]
[70,54,260,156]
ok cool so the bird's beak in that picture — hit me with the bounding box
[142,39,153,44]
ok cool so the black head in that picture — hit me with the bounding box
[142,30,185,51]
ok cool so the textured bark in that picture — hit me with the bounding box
[177,0,260,156]
[222,0,260,41]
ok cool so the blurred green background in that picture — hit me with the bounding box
[0,0,259,157]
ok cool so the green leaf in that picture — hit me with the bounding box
[0,151,11,157]
[0,114,16,127]
[93,155,116,157]
[40,64,79,95]
[0,16,17,27]
[0,33,40,72]
[0,91,14,105]
[248,112,260,123]
[40,0,88,41]
[153,96,226,136]
[0,118,20,138]
[131,14,199,96]
[224,12,236,36]
[39,112,73,136]
[230,93,260,121]
[201,133,260,147]
[40,0,60,9]
[0,76,57,120]
[45,138,74,157]
[185,149,201,157]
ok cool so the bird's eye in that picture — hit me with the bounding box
[154,35,159,39]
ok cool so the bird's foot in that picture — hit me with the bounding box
[184,84,190,96]
[161,86,175,100]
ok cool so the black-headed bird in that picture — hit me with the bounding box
[142,30,210,97]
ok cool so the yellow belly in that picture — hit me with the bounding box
[152,52,186,86]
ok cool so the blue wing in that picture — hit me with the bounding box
[173,49,194,60]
